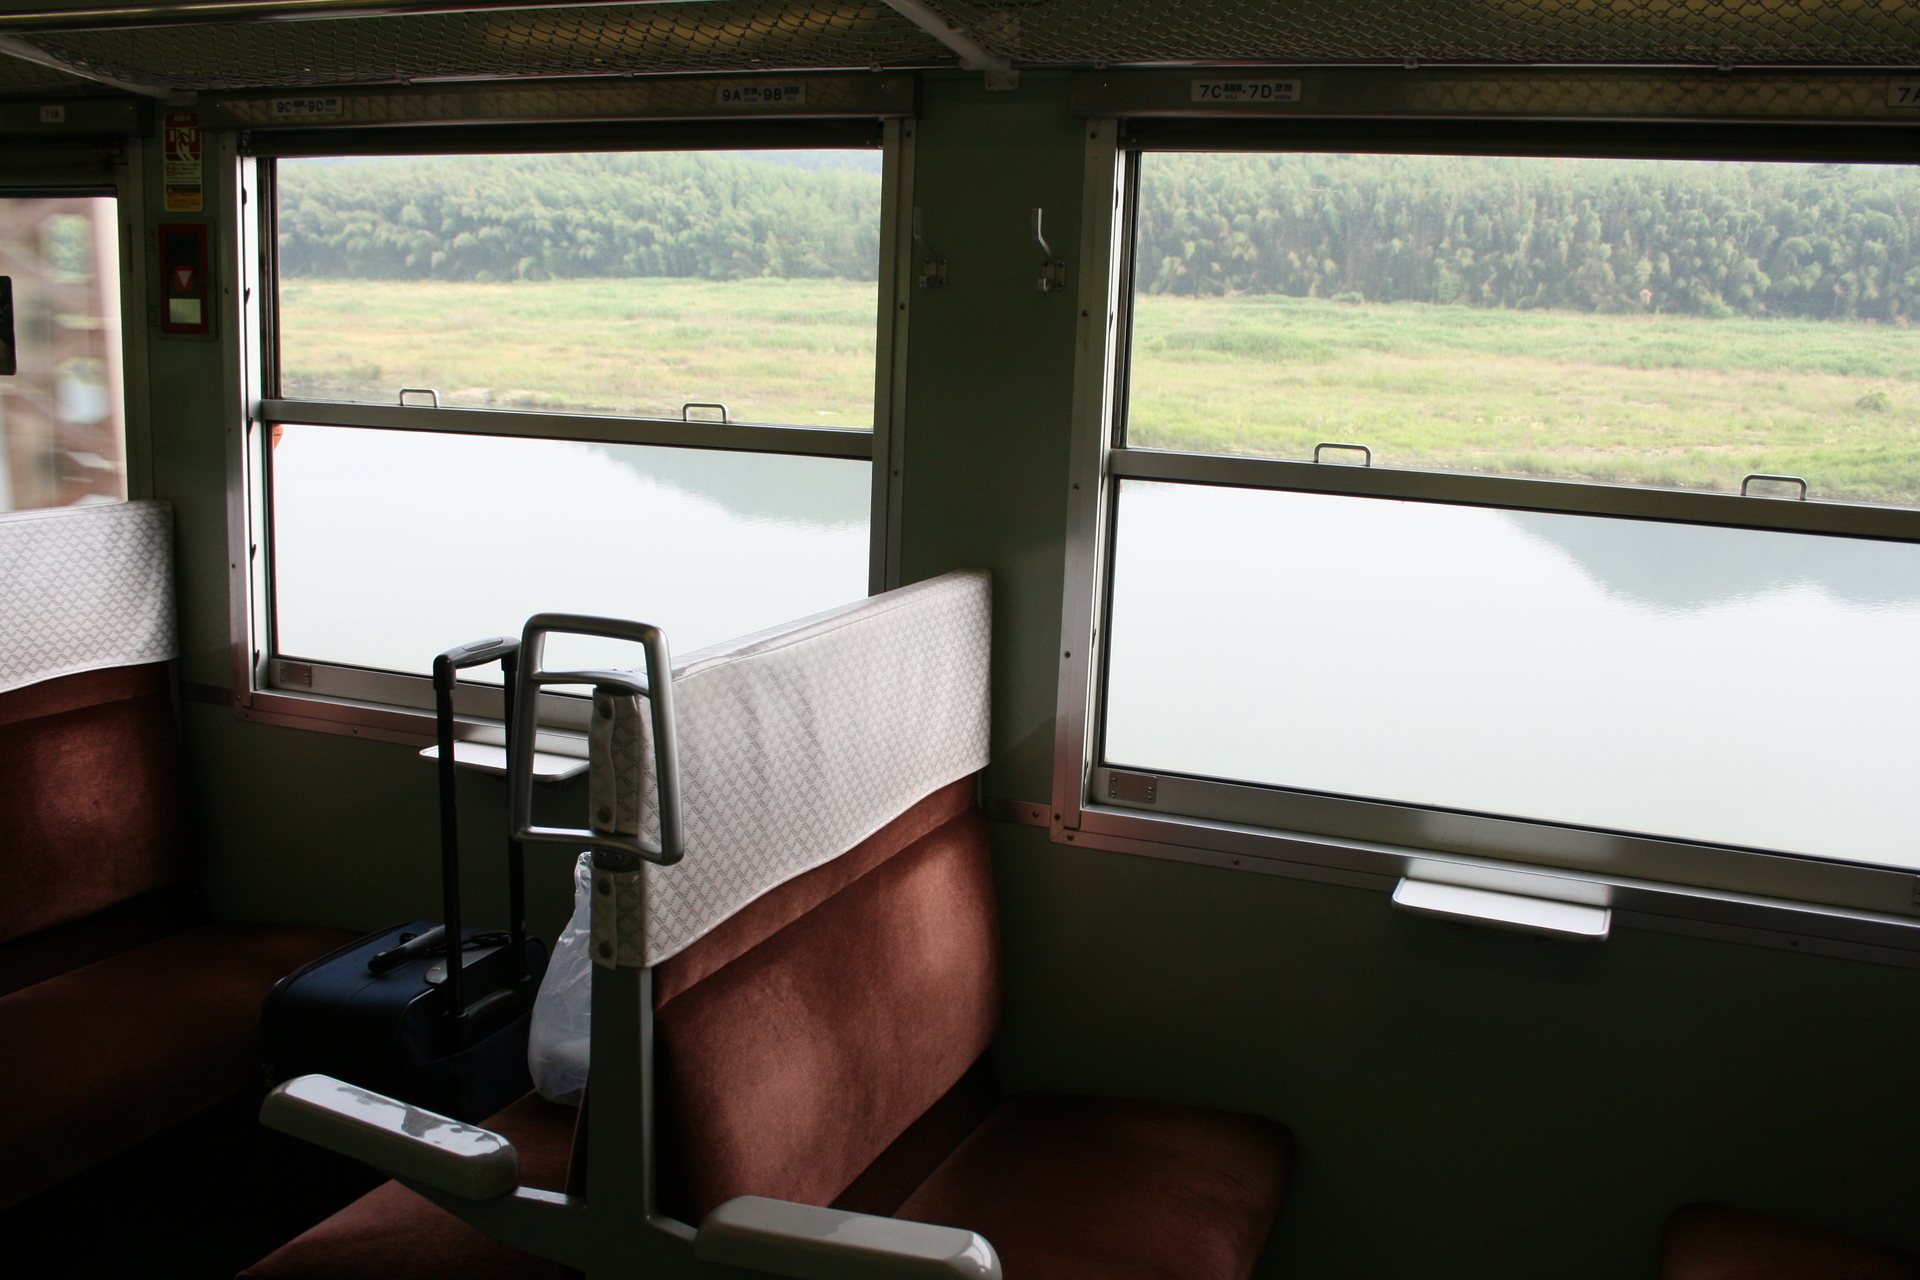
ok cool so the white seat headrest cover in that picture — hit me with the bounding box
[588,568,991,967]
[0,500,177,695]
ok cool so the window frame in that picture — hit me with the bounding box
[1055,106,1920,966]
[223,119,914,750]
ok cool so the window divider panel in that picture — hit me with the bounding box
[1110,448,1920,543]
[257,399,874,459]
[1052,120,1127,836]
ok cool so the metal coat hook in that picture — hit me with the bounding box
[1033,208,1068,293]
[913,208,946,288]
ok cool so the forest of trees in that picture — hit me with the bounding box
[1137,153,1920,322]
[279,151,1920,324]
[276,151,882,282]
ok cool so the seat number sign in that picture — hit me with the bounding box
[1191,79,1301,103]
[717,83,806,106]
[1891,81,1920,108]
[271,96,344,118]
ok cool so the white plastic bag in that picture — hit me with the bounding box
[528,853,593,1105]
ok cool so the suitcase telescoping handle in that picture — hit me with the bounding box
[428,636,525,1042]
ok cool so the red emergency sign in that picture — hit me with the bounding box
[164,112,201,164]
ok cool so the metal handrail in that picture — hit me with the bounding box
[508,613,682,868]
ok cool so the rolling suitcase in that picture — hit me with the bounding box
[261,636,549,1122]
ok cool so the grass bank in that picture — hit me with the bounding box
[1129,294,1920,505]
[278,276,879,428]
[280,278,1920,505]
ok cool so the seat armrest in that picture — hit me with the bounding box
[260,1074,521,1200]
[696,1196,1000,1280]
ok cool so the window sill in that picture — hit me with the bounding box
[1015,799,1920,971]
[186,681,589,768]
[420,739,588,782]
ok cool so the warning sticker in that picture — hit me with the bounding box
[164,112,203,212]
[164,111,201,162]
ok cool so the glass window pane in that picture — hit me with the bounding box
[0,194,124,512]
[1104,479,1920,869]
[1128,153,1920,506]
[270,425,870,675]
[275,152,881,428]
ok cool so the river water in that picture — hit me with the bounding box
[1105,480,1920,871]
[271,424,870,678]
[277,429,1920,871]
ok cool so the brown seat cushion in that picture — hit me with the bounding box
[241,1091,578,1280]
[0,662,192,946]
[1663,1203,1920,1280]
[0,921,355,1208]
[894,1092,1291,1280]
[655,801,1000,1222]
[0,881,206,1000]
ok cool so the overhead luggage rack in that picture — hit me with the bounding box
[1,1,951,93]
[5,0,1920,97]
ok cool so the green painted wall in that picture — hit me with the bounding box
[137,71,1920,1279]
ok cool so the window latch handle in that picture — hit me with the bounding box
[914,208,947,289]
[1741,473,1808,500]
[1313,442,1372,467]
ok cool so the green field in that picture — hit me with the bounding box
[283,277,1920,504]
[1130,294,1920,505]
[279,276,882,428]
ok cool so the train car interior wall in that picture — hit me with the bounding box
[2,3,1920,1277]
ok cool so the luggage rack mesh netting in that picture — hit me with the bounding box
[16,3,945,92]
[10,0,1920,93]
[0,57,93,91]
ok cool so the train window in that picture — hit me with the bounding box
[1085,145,1920,909]
[0,193,124,512]
[254,147,885,712]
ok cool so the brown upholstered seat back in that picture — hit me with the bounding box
[0,662,191,947]
[650,776,1000,1221]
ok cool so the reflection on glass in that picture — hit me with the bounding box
[275,151,881,428]
[0,195,124,512]
[271,425,869,676]
[1104,480,1920,869]
[1128,152,1920,506]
